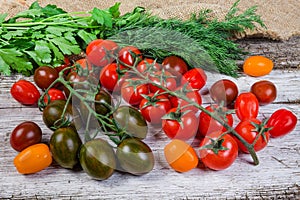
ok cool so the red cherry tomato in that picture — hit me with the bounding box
[34,66,59,90]
[209,79,239,106]
[118,46,142,69]
[234,92,259,120]
[10,121,42,152]
[99,63,127,92]
[162,56,188,76]
[136,58,161,74]
[267,109,297,138]
[86,39,118,67]
[121,78,149,106]
[199,131,238,170]
[250,80,277,105]
[10,80,40,105]
[234,118,270,153]
[139,93,172,125]
[43,88,66,105]
[149,70,177,94]
[181,68,207,90]
[198,105,233,137]
[162,108,199,141]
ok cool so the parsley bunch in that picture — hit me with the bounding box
[0,0,265,76]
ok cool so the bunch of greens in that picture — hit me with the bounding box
[0,0,265,76]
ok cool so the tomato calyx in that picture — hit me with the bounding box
[140,91,168,109]
[161,106,191,128]
[250,119,272,145]
[199,135,229,155]
[210,104,235,123]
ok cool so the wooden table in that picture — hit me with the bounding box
[1,38,299,199]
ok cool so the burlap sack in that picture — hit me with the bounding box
[1,0,299,40]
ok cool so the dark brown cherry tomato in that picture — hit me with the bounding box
[34,66,59,90]
[10,121,42,152]
[209,79,239,106]
[250,80,277,105]
[10,80,40,105]
[162,55,188,76]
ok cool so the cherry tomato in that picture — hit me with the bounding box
[162,55,188,76]
[234,118,270,153]
[136,58,161,74]
[169,86,202,113]
[250,80,277,105]
[86,39,118,67]
[267,109,297,138]
[139,93,172,125]
[34,66,59,90]
[164,139,198,173]
[99,63,128,92]
[121,78,149,106]
[199,131,238,170]
[243,55,273,77]
[198,105,233,137]
[162,108,198,141]
[10,80,40,105]
[73,58,93,72]
[181,68,207,90]
[14,143,52,174]
[149,70,177,93]
[209,79,239,106]
[10,121,42,152]
[43,88,66,105]
[234,92,259,120]
[118,46,142,69]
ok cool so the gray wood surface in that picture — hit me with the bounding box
[1,38,300,199]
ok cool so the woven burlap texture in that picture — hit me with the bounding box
[1,0,299,40]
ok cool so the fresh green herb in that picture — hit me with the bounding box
[0,0,265,76]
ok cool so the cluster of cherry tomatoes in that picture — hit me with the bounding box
[9,39,298,179]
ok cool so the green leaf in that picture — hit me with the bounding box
[0,56,11,75]
[41,4,66,17]
[50,37,81,55]
[77,30,97,45]
[109,2,121,18]
[64,32,77,44]
[14,9,45,19]
[92,8,113,28]
[0,14,7,24]
[35,41,52,63]
[45,26,64,36]
[48,41,64,61]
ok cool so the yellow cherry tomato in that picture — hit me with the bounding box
[14,143,52,174]
[243,55,273,77]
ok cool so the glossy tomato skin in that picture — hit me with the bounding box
[181,68,207,90]
[136,58,161,74]
[50,127,82,169]
[199,131,238,170]
[113,106,148,139]
[149,70,177,93]
[198,105,233,137]
[164,139,198,173]
[116,138,154,175]
[79,139,116,180]
[162,108,199,141]
[11,80,40,105]
[99,63,127,92]
[162,56,188,76]
[43,88,66,105]
[243,55,273,77]
[234,118,270,153]
[10,121,42,152]
[118,46,142,69]
[267,109,297,138]
[86,39,118,67]
[34,66,59,90]
[209,79,239,106]
[121,78,149,106]
[234,92,259,120]
[250,80,277,105]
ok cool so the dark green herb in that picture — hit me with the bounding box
[0,0,265,76]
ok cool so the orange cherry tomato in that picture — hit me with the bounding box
[164,139,198,173]
[14,143,52,174]
[243,55,273,77]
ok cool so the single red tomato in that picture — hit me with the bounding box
[139,93,172,125]
[162,108,199,141]
[250,80,277,105]
[86,39,118,67]
[99,63,127,92]
[149,70,177,93]
[209,79,239,106]
[199,131,238,170]
[169,86,202,113]
[181,68,207,90]
[234,92,259,120]
[162,55,188,76]
[43,88,66,105]
[11,80,40,105]
[10,121,42,152]
[267,109,297,138]
[198,105,233,137]
[118,46,142,69]
[136,58,161,74]
[121,78,149,106]
[34,66,59,90]
[234,118,270,153]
